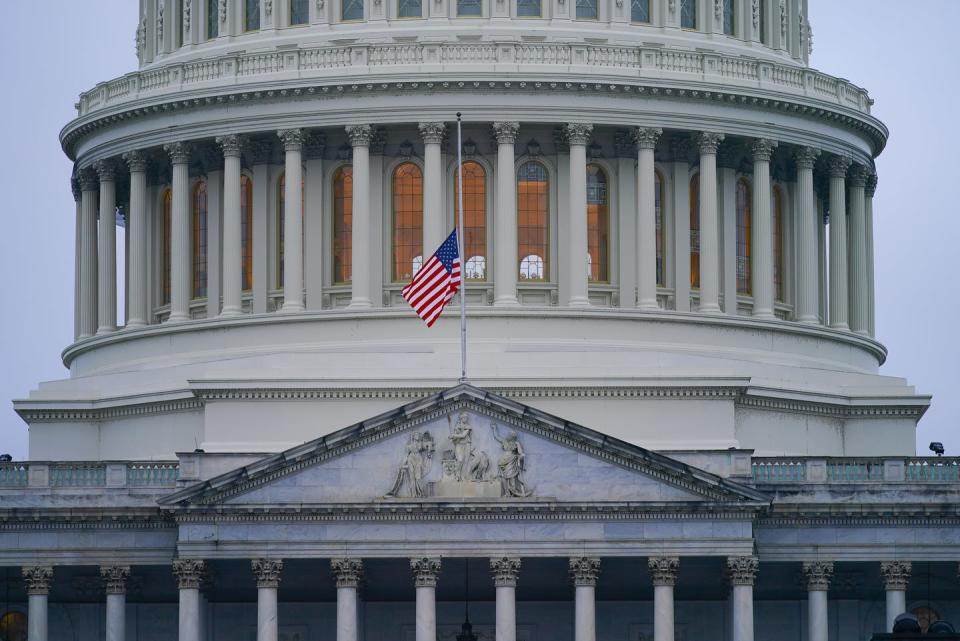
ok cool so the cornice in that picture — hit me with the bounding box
[15,395,202,423]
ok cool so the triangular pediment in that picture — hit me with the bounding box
[160,385,769,508]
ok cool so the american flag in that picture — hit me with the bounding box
[401,230,462,327]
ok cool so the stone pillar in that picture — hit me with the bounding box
[803,561,833,641]
[22,566,52,641]
[565,123,593,307]
[410,558,441,641]
[218,134,244,316]
[165,142,192,322]
[750,138,778,319]
[635,127,663,310]
[865,172,877,337]
[828,156,851,330]
[671,138,692,312]
[101,565,130,641]
[847,164,869,335]
[569,557,600,641]
[94,159,117,334]
[331,559,363,641]
[72,178,82,339]
[880,561,911,632]
[277,129,305,312]
[696,132,724,314]
[252,558,283,641]
[173,559,204,641]
[123,151,149,328]
[419,122,447,257]
[727,556,758,641]
[492,122,521,307]
[347,125,373,309]
[304,134,327,311]
[794,146,821,323]
[648,557,678,641]
[490,557,521,641]
[79,168,99,338]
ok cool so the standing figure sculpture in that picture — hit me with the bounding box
[385,432,435,498]
[448,412,473,482]
[491,422,533,497]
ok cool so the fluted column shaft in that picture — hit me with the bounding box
[123,152,149,327]
[166,143,192,322]
[278,129,305,312]
[803,562,833,641]
[570,558,599,641]
[411,558,441,641]
[79,171,99,338]
[566,124,593,307]
[23,566,52,641]
[751,139,777,319]
[828,156,851,330]
[347,125,373,309]
[253,559,283,641]
[881,561,911,632]
[73,180,82,339]
[218,135,244,316]
[697,133,724,313]
[727,557,758,641]
[95,161,117,334]
[331,559,363,641]
[173,559,204,641]
[794,147,820,323]
[865,174,877,336]
[491,558,521,641]
[101,566,130,641]
[493,122,520,306]
[635,128,662,310]
[420,123,446,256]
[848,165,869,335]
[649,557,678,641]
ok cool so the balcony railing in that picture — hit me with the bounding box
[0,462,180,489]
[752,457,960,484]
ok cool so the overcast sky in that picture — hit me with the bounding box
[0,1,956,459]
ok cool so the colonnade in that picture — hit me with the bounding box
[73,122,878,340]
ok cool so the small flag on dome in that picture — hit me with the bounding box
[401,229,462,327]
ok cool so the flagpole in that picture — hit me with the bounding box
[456,113,467,383]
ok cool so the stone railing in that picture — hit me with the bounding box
[752,457,960,484]
[75,42,872,119]
[0,462,180,489]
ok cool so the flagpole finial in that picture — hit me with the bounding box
[457,112,462,120]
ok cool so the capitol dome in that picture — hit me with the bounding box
[24,0,925,461]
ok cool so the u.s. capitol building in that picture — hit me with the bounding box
[3,0,954,640]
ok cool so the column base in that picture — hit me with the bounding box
[796,315,820,324]
[280,302,305,313]
[752,310,776,321]
[166,314,190,323]
[125,320,147,329]
[347,299,373,310]
[637,301,660,312]
[96,325,117,335]
[220,307,243,317]
[568,297,591,308]
[699,303,722,315]
[493,297,521,308]
[829,322,850,331]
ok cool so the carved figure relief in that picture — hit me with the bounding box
[183,0,191,35]
[136,17,147,58]
[751,0,759,29]
[265,0,274,17]
[157,1,165,44]
[491,422,533,497]
[779,0,786,40]
[219,0,228,24]
[385,432,435,498]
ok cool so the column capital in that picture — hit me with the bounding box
[491,122,521,145]
[100,565,130,595]
[696,131,725,154]
[123,150,150,173]
[633,127,663,150]
[22,566,53,596]
[410,557,441,587]
[164,141,192,164]
[793,146,821,170]
[252,558,284,588]
[71,176,82,201]
[490,557,521,587]
[172,559,206,590]
[802,561,834,590]
[849,164,871,187]
[880,561,911,591]
[564,123,594,146]
[828,155,852,178]
[79,166,100,191]
[726,556,759,586]
[648,557,679,587]
[216,134,246,158]
[277,128,306,152]
[865,172,878,197]
[346,124,374,147]
[569,557,601,586]
[750,138,779,162]
[419,122,448,145]
[330,558,364,588]
[93,158,118,182]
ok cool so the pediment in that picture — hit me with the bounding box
[161,385,768,508]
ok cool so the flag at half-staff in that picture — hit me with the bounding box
[401,229,462,327]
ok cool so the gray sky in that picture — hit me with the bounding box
[0,1,956,459]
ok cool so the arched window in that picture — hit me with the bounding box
[290,0,310,24]
[392,163,423,282]
[736,178,752,295]
[192,181,208,299]
[586,164,609,283]
[655,170,665,287]
[631,0,650,22]
[244,0,261,31]
[680,0,696,29]
[773,185,785,302]
[455,161,487,280]
[333,166,353,284]
[161,189,172,305]
[241,175,253,291]
[689,174,700,289]
[517,0,541,17]
[517,161,549,281]
[207,0,219,39]
[276,173,305,289]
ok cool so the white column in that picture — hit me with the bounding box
[123,151,149,327]
[727,556,758,641]
[173,559,204,641]
[95,159,118,333]
[828,156,851,330]
[165,142,192,322]
[410,558,441,641]
[250,142,271,314]
[750,138,778,319]
[304,135,326,311]
[847,164,869,335]
[569,557,600,641]
[331,559,363,641]
[794,146,820,323]
[865,173,877,337]
[252,558,283,641]
[101,565,130,641]
[23,566,52,641]
[648,557,678,641]
[72,179,82,339]
[347,125,373,309]
[635,127,663,310]
[880,561,910,632]
[696,132,724,314]
[719,157,738,315]
[419,122,447,256]
[79,169,99,338]
[205,164,223,320]
[218,134,244,316]
[565,123,593,307]
[277,129,305,312]
[802,561,832,641]
[493,122,521,307]
[490,557,521,641]
[671,139,692,312]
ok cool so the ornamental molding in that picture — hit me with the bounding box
[564,122,593,146]
[696,131,724,154]
[164,141,191,164]
[410,557,441,587]
[23,566,54,595]
[172,559,205,589]
[183,0,191,35]
[252,558,283,588]
[792,146,819,170]
[418,121,447,145]
[569,557,600,586]
[849,164,871,187]
[156,0,165,44]
[880,561,911,590]
[331,558,364,587]
[100,565,131,595]
[216,134,245,157]
[78,167,101,191]
[491,121,520,145]
[865,172,878,197]
[277,128,306,151]
[135,17,147,59]
[218,0,228,25]
[726,556,759,585]
[779,0,787,40]
[93,158,117,182]
[750,138,778,162]
[751,0,759,29]
[633,127,662,150]
[123,149,149,172]
[827,154,852,178]
[802,561,834,590]
[16,396,202,423]
[490,557,521,587]
[648,556,679,586]
[346,124,374,147]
